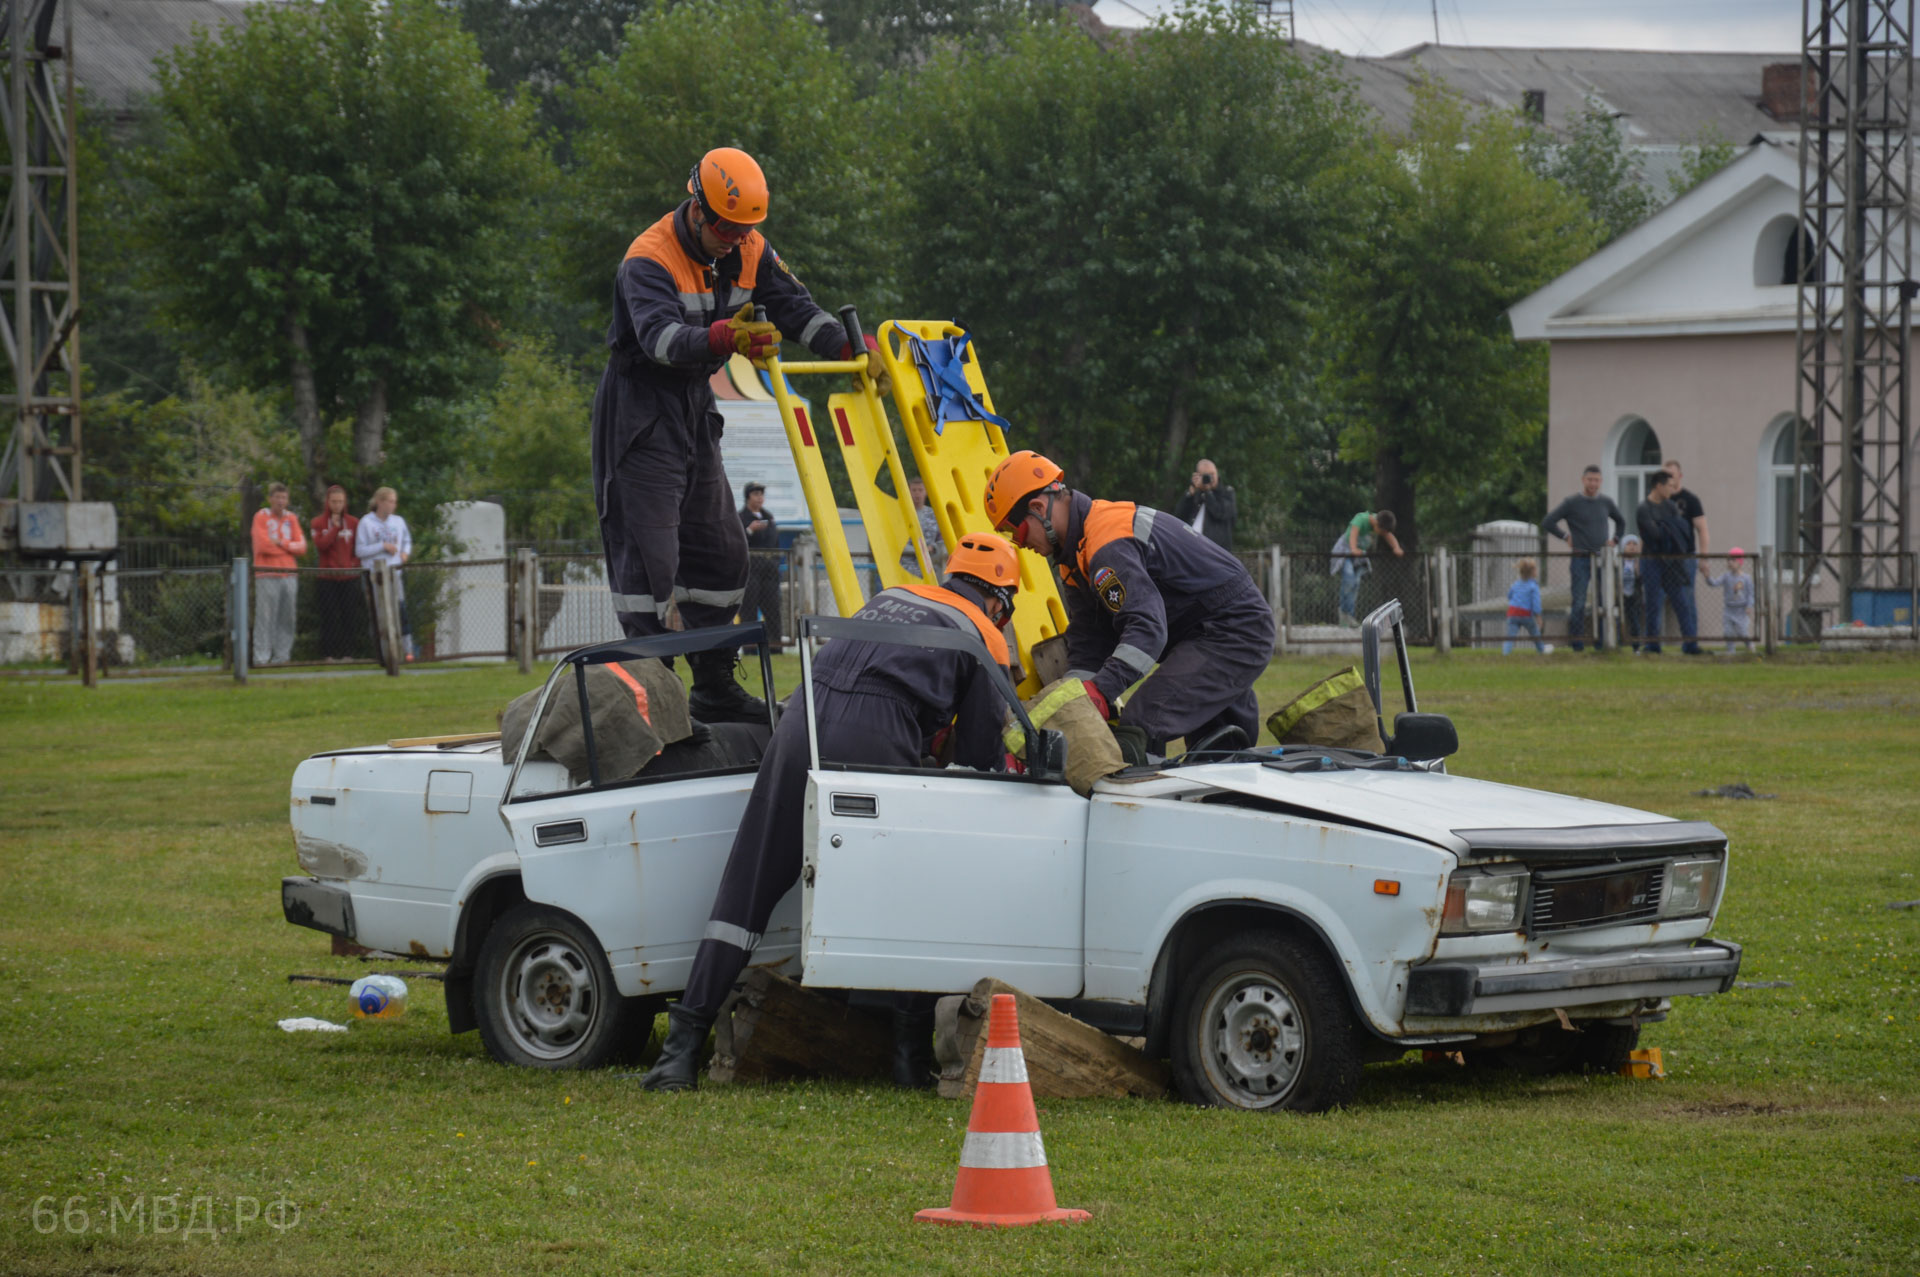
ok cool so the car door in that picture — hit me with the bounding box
[503,772,774,999]
[802,769,1090,996]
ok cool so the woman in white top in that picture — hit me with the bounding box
[355,486,415,657]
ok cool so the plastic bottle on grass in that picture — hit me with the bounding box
[349,975,408,1019]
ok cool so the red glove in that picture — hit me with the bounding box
[1083,682,1112,721]
[1002,751,1027,774]
[841,334,889,395]
[839,333,882,362]
[708,304,780,359]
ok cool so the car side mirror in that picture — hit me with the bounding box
[1390,712,1457,762]
[1034,728,1069,783]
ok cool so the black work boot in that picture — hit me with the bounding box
[638,1005,713,1092]
[687,650,769,725]
[890,1005,938,1090]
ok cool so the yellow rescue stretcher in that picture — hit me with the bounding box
[757,309,1064,695]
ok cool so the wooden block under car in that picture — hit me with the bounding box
[707,968,892,1085]
[935,977,1170,1100]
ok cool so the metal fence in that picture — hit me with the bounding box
[7,541,1917,682]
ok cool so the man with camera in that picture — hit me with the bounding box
[1171,458,1236,552]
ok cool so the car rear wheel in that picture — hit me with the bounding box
[474,903,651,1070]
[1171,931,1362,1113]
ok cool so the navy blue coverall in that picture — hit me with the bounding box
[592,201,849,637]
[1053,491,1275,752]
[676,579,1012,1019]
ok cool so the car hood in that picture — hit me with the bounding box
[1168,762,1673,855]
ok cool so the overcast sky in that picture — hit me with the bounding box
[1090,0,1800,59]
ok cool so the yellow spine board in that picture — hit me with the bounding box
[760,355,866,617]
[825,386,935,587]
[874,321,1065,695]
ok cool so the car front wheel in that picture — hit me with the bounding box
[473,903,652,1070]
[1171,931,1362,1113]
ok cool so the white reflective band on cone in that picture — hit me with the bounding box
[958,1130,1048,1170]
[978,1046,1029,1084]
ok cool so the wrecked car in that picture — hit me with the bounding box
[282,606,1741,1112]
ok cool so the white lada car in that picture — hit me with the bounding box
[281,605,1741,1112]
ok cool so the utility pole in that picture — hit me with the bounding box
[1432,0,1440,45]
[1244,0,1294,43]
[0,0,82,506]
[1795,0,1915,615]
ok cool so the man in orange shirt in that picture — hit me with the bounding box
[250,481,308,664]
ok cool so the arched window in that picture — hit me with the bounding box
[1758,414,1817,555]
[1607,416,1663,527]
[1755,213,1820,286]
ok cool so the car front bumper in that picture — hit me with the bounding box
[1404,939,1742,1017]
[282,875,356,939]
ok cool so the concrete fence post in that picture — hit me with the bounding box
[1598,547,1618,652]
[1267,545,1284,655]
[79,562,98,687]
[231,558,249,685]
[514,549,537,674]
[1431,547,1452,655]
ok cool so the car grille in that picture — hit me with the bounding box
[1529,861,1666,934]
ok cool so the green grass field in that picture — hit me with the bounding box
[2,652,1917,1275]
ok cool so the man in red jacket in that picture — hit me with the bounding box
[310,484,361,660]
[250,482,308,664]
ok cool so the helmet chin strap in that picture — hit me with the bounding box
[1035,486,1063,558]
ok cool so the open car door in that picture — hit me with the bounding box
[498,625,787,997]
[798,616,1091,998]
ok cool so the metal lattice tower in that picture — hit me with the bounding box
[0,0,80,504]
[1794,0,1914,599]
[1244,0,1294,43]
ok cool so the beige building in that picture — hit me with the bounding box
[1507,142,1914,561]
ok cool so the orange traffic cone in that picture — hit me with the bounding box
[915,993,1091,1228]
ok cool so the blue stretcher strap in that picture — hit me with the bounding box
[909,333,1013,436]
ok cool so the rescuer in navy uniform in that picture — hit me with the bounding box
[985,449,1275,755]
[640,534,1022,1092]
[594,146,880,722]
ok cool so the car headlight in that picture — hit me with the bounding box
[1659,857,1722,918]
[1441,867,1528,934]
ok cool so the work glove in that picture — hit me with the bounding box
[842,333,891,397]
[1083,682,1113,723]
[708,303,780,360]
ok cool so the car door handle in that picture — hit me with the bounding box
[533,819,587,847]
[829,792,878,818]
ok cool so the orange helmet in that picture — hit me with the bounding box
[944,532,1020,628]
[945,532,1020,589]
[687,147,769,226]
[983,450,1064,531]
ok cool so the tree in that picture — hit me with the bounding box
[1530,96,1656,244]
[453,0,647,151]
[461,338,598,540]
[136,0,552,510]
[893,2,1363,510]
[1667,130,1738,200]
[1327,82,1596,548]
[561,0,898,333]
[815,0,1039,96]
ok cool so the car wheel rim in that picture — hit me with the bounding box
[1198,969,1306,1109]
[497,930,599,1061]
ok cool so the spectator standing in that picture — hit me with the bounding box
[1704,548,1756,652]
[1634,470,1693,654]
[1619,534,1645,652]
[356,486,414,660]
[310,484,361,660]
[1329,509,1402,628]
[1542,464,1625,651]
[1662,460,1707,655]
[249,482,307,665]
[738,482,783,653]
[899,477,946,580]
[1502,558,1546,654]
[1172,459,1237,552]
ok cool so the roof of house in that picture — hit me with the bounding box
[69,0,251,114]
[1333,44,1798,146]
[1507,141,1806,342]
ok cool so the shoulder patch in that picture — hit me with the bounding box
[1092,564,1126,612]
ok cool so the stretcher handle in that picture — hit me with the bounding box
[839,304,867,364]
